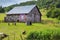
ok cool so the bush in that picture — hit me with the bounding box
[26,32,40,40]
[58,16,60,20]
[46,8,60,20]
[26,30,60,40]
[56,3,60,8]
[46,10,52,18]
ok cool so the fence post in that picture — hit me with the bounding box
[8,22,10,25]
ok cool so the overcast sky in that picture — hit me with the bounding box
[0,0,37,7]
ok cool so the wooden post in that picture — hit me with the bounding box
[12,22,16,26]
[12,21,16,26]
[8,22,10,25]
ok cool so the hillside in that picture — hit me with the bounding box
[0,0,60,13]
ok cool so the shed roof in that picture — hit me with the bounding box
[7,5,36,14]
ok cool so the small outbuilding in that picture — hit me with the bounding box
[4,5,42,22]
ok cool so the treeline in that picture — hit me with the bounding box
[45,0,60,20]
[0,6,5,13]
[0,1,36,13]
[0,0,60,13]
[0,0,60,20]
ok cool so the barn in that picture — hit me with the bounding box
[4,5,42,22]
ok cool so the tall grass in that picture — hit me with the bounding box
[26,29,60,40]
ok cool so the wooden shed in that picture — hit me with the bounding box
[4,5,42,22]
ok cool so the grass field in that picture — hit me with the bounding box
[0,9,60,40]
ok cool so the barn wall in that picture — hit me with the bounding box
[5,14,28,22]
[18,14,27,22]
[29,6,41,22]
[5,14,19,22]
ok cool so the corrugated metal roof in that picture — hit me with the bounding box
[7,5,36,14]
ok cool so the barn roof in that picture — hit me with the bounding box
[7,5,36,14]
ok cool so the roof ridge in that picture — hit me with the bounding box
[14,5,36,8]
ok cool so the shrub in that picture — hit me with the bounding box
[26,30,60,40]
[26,32,39,40]
[53,31,60,40]
[46,10,52,18]
[46,8,60,20]
[56,3,60,8]
[58,16,60,20]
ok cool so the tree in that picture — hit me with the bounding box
[0,6,5,13]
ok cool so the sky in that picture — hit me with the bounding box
[0,0,37,7]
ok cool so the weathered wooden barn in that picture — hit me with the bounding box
[4,5,42,22]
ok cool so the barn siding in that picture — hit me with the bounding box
[18,14,27,22]
[5,14,28,22]
[28,6,41,22]
[5,14,19,22]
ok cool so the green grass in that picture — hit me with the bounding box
[0,13,6,20]
[0,9,60,40]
